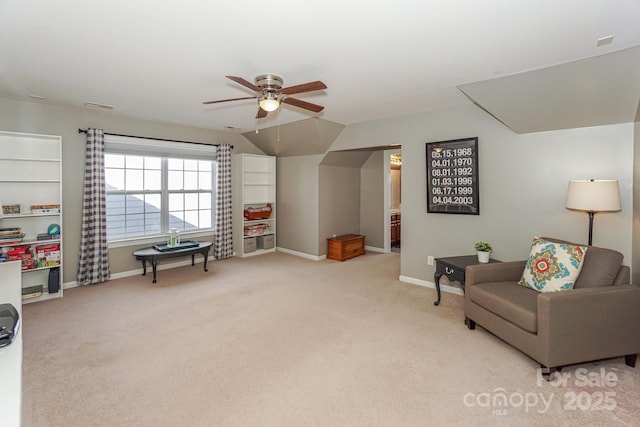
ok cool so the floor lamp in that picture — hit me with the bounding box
[565,179,621,246]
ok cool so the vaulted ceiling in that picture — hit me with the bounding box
[1,1,639,140]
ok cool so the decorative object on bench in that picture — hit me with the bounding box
[464,236,640,380]
[166,228,181,247]
[153,240,200,252]
[474,241,492,263]
[565,179,621,245]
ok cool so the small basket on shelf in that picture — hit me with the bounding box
[244,203,272,221]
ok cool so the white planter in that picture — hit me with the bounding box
[477,251,490,263]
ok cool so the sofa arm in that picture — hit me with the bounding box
[537,284,640,366]
[466,260,526,288]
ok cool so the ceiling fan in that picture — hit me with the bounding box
[203,74,327,118]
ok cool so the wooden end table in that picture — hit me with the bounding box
[433,255,500,306]
[133,241,212,283]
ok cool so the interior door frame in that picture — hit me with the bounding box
[384,148,401,253]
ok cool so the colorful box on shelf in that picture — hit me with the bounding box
[244,203,272,220]
[6,246,35,270]
[35,244,60,268]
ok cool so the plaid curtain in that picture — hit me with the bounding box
[77,128,110,285]
[214,144,233,259]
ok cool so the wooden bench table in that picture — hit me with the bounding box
[133,241,212,283]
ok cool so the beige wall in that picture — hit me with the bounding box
[0,98,262,283]
[360,151,385,249]
[318,165,361,255]
[331,104,634,283]
[3,97,636,286]
[276,155,322,255]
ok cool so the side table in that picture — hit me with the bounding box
[133,241,212,283]
[433,255,500,306]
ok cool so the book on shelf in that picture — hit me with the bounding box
[0,238,25,246]
[0,229,25,245]
[0,227,22,235]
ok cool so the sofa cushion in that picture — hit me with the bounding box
[540,237,623,288]
[470,281,539,333]
[518,238,587,292]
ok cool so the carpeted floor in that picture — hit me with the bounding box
[21,252,640,426]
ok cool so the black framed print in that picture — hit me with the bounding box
[425,137,479,215]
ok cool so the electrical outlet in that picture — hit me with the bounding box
[428,256,434,265]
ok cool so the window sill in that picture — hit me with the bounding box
[108,229,215,249]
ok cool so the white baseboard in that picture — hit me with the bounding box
[276,247,325,261]
[63,257,204,289]
[365,245,386,253]
[398,275,464,296]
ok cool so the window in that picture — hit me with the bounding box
[104,136,216,241]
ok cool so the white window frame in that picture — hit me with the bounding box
[104,135,217,248]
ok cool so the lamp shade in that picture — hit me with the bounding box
[258,93,280,112]
[566,179,621,212]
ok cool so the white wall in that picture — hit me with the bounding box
[332,104,634,283]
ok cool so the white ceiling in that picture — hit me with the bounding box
[1,0,640,133]
[459,46,640,133]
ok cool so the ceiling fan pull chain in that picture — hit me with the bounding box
[277,108,280,142]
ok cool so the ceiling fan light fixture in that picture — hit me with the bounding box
[259,93,280,112]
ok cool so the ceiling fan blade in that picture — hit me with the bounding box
[281,80,327,95]
[202,96,256,105]
[256,107,268,119]
[226,75,260,91]
[282,97,325,113]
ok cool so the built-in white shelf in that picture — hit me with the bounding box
[0,130,63,304]
[233,154,276,258]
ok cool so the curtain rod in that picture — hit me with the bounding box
[78,128,232,149]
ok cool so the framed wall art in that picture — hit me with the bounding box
[425,137,479,215]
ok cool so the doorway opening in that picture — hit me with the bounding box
[385,150,401,253]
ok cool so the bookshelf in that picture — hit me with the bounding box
[0,131,63,303]
[233,154,276,257]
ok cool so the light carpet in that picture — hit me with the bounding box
[21,252,640,426]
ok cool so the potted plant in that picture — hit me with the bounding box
[474,241,492,263]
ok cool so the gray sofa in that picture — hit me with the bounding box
[464,238,640,379]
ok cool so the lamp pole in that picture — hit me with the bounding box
[587,211,595,246]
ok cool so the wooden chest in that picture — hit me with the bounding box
[327,234,365,261]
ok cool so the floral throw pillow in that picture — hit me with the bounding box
[518,238,588,292]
